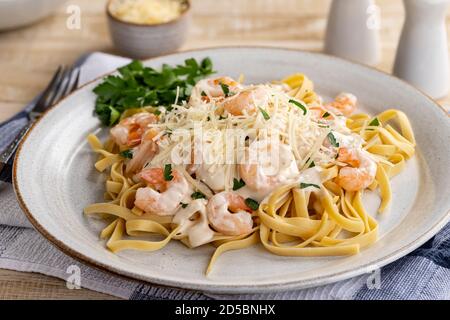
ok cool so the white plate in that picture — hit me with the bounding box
[14,47,450,294]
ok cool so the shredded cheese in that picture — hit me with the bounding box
[109,0,185,25]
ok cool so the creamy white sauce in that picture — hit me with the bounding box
[172,199,215,248]
[296,167,323,192]
[196,164,226,192]
[235,185,269,203]
[333,131,364,149]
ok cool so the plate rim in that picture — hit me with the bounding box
[12,46,450,294]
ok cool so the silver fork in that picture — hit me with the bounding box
[0,66,80,181]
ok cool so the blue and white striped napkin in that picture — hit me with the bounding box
[0,52,448,300]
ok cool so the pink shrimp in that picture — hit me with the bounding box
[220,86,270,116]
[125,129,160,173]
[324,93,357,117]
[336,148,377,192]
[206,192,253,236]
[189,76,243,104]
[239,141,299,193]
[134,167,190,216]
[110,112,158,147]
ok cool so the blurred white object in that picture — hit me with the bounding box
[324,0,381,66]
[393,0,450,99]
[0,0,66,31]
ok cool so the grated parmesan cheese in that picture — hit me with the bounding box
[109,0,184,25]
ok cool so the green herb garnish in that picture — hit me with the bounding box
[259,107,270,120]
[180,203,189,209]
[300,183,320,189]
[305,157,315,168]
[93,58,215,126]
[245,198,259,211]
[327,132,340,147]
[201,91,207,97]
[220,83,230,97]
[163,164,173,181]
[164,128,173,136]
[191,191,206,200]
[289,99,307,115]
[323,112,331,118]
[369,118,380,127]
[232,178,246,191]
[120,149,133,159]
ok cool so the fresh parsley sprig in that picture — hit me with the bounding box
[93,58,215,126]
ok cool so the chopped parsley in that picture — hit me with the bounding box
[220,83,230,97]
[323,112,331,118]
[232,178,246,191]
[164,128,173,136]
[259,107,270,120]
[289,99,307,115]
[180,203,189,209]
[191,191,206,200]
[201,90,207,97]
[119,149,133,159]
[327,132,340,148]
[369,118,380,127]
[93,57,215,126]
[245,198,259,211]
[300,183,320,189]
[305,157,315,168]
[163,164,173,181]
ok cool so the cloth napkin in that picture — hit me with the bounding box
[0,52,448,300]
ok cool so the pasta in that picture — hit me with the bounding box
[84,71,416,275]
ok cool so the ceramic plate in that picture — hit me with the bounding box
[14,47,450,294]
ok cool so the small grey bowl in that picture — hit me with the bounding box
[106,0,191,59]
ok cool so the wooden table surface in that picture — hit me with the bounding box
[0,0,448,299]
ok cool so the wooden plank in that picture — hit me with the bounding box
[0,269,117,299]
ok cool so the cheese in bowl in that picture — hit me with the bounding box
[108,0,185,25]
[106,0,191,58]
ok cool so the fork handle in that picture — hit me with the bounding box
[0,120,35,167]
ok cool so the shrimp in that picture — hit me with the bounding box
[336,148,377,192]
[189,76,243,104]
[324,93,357,117]
[134,167,191,216]
[125,129,159,173]
[110,112,158,147]
[239,141,299,194]
[220,86,270,116]
[206,192,253,236]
